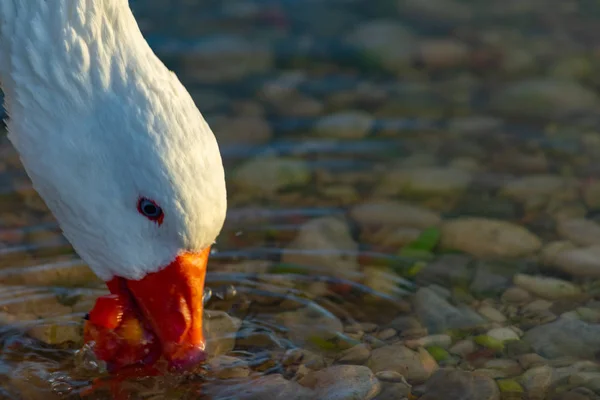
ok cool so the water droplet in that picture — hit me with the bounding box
[74,343,101,372]
[225,285,237,300]
[203,287,213,305]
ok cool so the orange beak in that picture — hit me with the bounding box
[84,247,210,373]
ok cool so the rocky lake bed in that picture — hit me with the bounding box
[2,0,600,399]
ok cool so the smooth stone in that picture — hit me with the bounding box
[369,344,438,384]
[501,287,531,304]
[556,218,600,247]
[336,344,372,365]
[211,115,272,147]
[514,274,582,300]
[520,365,553,400]
[183,35,273,83]
[276,304,344,348]
[500,175,574,203]
[540,241,577,266]
[414,287,485,333]
[404,334,452,350]
[350,200,441,229]
[477,305,507,323]
[418,39,469,69]
[282,216,360,278]
[487,327,520,342]
[583,180,600,209]
[374,379,411,400]
[207,355,250,379]
[524,318,600,359]
[420,369,500,400]
[552,245,600,278]
[231,155,310,196]
[347,20,416,72]
[483,359,522,376]
[415,254,472,287]
[204,310,243,357]
[469,264,512,296]
[440,218,542,258]
[377,167,472,197]
[27,322,81,345]
[375,371,407,383]
[449,340,476,358]
[490,79,600,119]
[313,111,374,140]
[300,365,381,400]
[207,374,314,400]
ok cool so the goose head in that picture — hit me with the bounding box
[0,1,226,371]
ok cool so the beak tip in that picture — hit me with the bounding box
[167,345,207,371]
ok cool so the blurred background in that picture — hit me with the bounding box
[2,0,600,398]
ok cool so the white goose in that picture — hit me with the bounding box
[0,0,227,372]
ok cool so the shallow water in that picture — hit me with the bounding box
[2,0,600,399]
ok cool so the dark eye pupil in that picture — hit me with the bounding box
[143,203,158,216]
[138,198,163,221]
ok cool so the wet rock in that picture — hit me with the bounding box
[231,155,311,196]
[557,218,600,247]
[369,343,438,384]
[27,322,82,345]
[469,264,512,296]
[376,167,472,198]
[204,310,243,357]
[414,287,485,333]
[183,35,273,83]
[524,318,600,359]
[374,372,411,400]
[404,334,452,350]
[514,274,582,300]
[0,262,100,287]
[277,304,344,349]
[299,365,380,400]
[419,39,469,69]
[501,287,531,304]
[282,216,360,278]
[449,339,476,358]
[520,365,553,400]
[583,180,600,209]
[415,254,472,287]
[282,348,326,370]
[490,79,600,119]
[440,218,542,258]
[348,20,416,73]
[211,115,272,147]
[420,369,500,400]
[477,305,507,323]
[501,175,575,204]
[208,374,314,400]
[551,245,600,278]
[313,111,374,140]
[486,327,520,343]
[336,343,371,365]
[350,200,441,230]
[207,355,250,379]
[484,359,522,376]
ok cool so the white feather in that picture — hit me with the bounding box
[0,0,227,280]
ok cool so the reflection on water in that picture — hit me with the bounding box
[2,0,600,398]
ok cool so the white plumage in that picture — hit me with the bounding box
[0,0,227,280]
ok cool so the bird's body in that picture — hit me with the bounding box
[0,0,227,372]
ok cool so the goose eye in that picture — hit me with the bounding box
[137,198,164,224]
